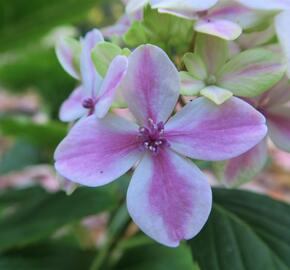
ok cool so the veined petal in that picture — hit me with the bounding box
[216,139,268,187]
[59,86,87,122]
[151,0,218,12]
[54,114,142,187]
[179,72,205,96]
[80,29,104,96]
[236,0,290,11]
[127,149,212,247]
[195,19,242,40]
[267,106,290,152]
[55,37,81,79]
[275,10,290,78]
[126,0,149,13]
[94,56,128,118]
[122,44,179,125]
[165,97,267,161]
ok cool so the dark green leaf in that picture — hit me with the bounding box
[114,240,197,270]
[0,241,94,270]
[189,189,290,270]
[0,186,118,251]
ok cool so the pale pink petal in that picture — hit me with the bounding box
[127,149,212,247]
[208,2,267,29]
[165,97,267,161]
[156,8,198,19]
[217,139,268,187]
[54,114,142,187]
[275,10,290,78]
[260,77,290,108]
[267,106,290,152]
[236,0,290,11]
[94,56,128,118]
[195,19,242,40]
[80,29,104,96]
[122,44,179,125]
[59,86,87,122]
[151,0,218,12]
[56,39,80,80]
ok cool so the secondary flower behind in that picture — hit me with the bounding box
[56,29,128,121]
[54,44,267,247]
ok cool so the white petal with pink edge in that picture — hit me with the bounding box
[127,149,212,247]
[236,0,290,11]
[94,55,128,118]
[165,97,267,161]
[54,114,142,187]
[59,86,87,122]
[80,29,104,96]
[122,44,180,125]
[267,106,290,152]
[195,19,242,40]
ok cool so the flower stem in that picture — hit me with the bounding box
[89,204,130,270]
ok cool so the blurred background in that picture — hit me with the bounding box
[1,0,290,269]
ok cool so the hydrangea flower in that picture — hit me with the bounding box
[236,0,290,78]
[54,44,267,247]
[56,29,128,121]
[217,78,290,186]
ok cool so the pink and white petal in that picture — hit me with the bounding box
[275,10,290,78]
[208,2,267,29]
[122,44,180,125]
[127,149,212,247]
[156,8,198,19]
[151,0,218,12]
[216,139,268,187]
[59,86,87,122]
[101,17,131,38]
[126,0,149,13]
[80,29,104,96]
[54,114,142,187]
[195,19,242,40]
[94,56,128,118]
[165,97,267,161]
[267,106,290,152]
[262,77,290,108]
[56,38,80,80]
[236,0,290,11]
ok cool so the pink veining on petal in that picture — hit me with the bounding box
[149,151,195,242]
[122,45,179,125]
[55,114,142,186]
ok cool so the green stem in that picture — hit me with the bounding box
[89,204,130,270]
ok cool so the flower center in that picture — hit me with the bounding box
[138,119,169,154]
[82,98,96,116]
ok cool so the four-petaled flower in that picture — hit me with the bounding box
[54,44,267,246]
[56,29,128,121]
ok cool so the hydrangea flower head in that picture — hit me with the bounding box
[54,44,267,246]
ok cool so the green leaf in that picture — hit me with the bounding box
[0,0,111,52]
[200,86,233,105]
[0,186,118,251]
[123,7,194,55]
[189,189,290,270]
[114,241,198,270]
[0,241,94,270]
[91,42,123,77]
[0,117,67,151]
[183,53,207,80]
[195,34,229,76]
[0,140,41,175]
[217,48,286,97]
